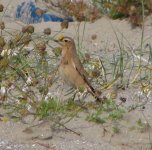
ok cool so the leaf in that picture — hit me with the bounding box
[0,117,9,122]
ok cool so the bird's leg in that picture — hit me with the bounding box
[73,90,89,111]
[64,87,76,101]
[72,90,78,101]
[65,89,82,102]
[59,79,65,101]
[76,89,88,102]
[82,89,89,99]
[64,88,80,102]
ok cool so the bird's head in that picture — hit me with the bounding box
[54,35,75,47]
[54,36,76,57]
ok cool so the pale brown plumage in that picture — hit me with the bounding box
[57,36,100,101]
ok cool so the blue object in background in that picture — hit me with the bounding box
[43,14,64,22]
[16,1,73,24]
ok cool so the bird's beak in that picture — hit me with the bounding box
[53,39,63,46]
[54,35,64,42]
[53,39,60,43]
[53,36,64,46]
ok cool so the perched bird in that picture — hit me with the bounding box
[56,36,101,101]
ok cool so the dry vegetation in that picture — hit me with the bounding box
[44,0,152,26]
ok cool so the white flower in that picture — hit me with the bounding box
[136,91,143,97]
[44,92,52,101]
[26,104,32,111]
[22,85,29,92]
[44,96,49,101]
[26,76,32,85]
[12,52,18,56]
[7,85,15,93]
[15,99,20,104]
[24,46,33,51]
[47,92,52,97]
[93,43,98,47]
[1,49,11,57]
[0,86,6,96]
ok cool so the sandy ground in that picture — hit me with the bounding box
[0,0,152,150]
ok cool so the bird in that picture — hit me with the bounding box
[55,36,101,101]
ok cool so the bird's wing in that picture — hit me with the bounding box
[73,53,86,75]
[71,59,95,93]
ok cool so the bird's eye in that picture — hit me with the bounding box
[64,39,68,42]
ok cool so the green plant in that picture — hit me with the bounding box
[36,97,61,118]
[112,124,120,134]
[136,118,150,133]
[36,97,81,119]
[87,99,126,124]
